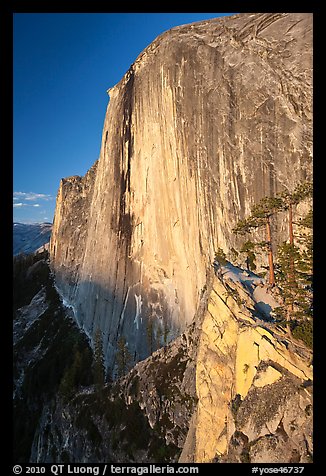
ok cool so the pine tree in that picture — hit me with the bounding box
[59,362,75,401]
[280,181,312,245]
[163,319,170,347]
[146,316,155,354]
[233,196,284,285]
[297,208,313,274]
[240,241,256,272]
[59,348,83,401]
[214,247,228,266]
[276,243,302,330]
[156,323,163,349]
[278,180,313,285]
[275,205,313,341]
[116,336,132,378]
[276,242,312,335]
[93,329,105,390]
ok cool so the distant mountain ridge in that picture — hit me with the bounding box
[13,222,52,255]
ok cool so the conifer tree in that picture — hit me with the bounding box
[233,196,283,285]
[240,241,256,272]
[297,208,313,272]
[163,319,170,347]
[278,181,312,285]
[146,316,155,354]
[280,181,312,245]
[59,348,83,401]
[275,206,313,338]
[156,323,163,349]
[93,329,105,390]
[214,247,228,266]
[116,335,132,378]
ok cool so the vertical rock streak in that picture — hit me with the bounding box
[50,13,312,369]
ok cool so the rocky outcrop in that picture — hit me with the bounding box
[27,264,312,463]
[179,271,312,463]
[14,250,312,463]
[50,13,312,370]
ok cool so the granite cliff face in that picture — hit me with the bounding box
[50,13,312,370]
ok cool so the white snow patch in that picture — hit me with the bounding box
[218,263,281,320]
[252,286,280,316]
[220,263,264,288]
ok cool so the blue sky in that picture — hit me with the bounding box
[13,12,235,223]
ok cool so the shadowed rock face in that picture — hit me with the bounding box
[26,267,312,464]
[50,13,312,370]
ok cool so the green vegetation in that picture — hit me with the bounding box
[148,439,181,462]
[146,315,155,354]
[240,449,251,463]
[13,252,94,462]
[275,242,312,317]
[280,181,313,246]
[75,405,103,446]
[73,389,180,462]
[240,240,257,272]
[59,344,93,401]
[233,181,313,345]
[291,320,313,349]
[230,394,242,419]
[215,247,228,265]
[233,195,284,285]
[274,204,312,340]
[149,346,187,393]
[224,285,246,307]
[115,336,133,378]
[13,250,50,311]
[93,328,105,390]
[14,251,185,463]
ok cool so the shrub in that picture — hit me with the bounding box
[230,394,242,418]
[214,247,228,266]
[291,320,313,349]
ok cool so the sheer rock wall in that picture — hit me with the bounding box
[50,13,312,369]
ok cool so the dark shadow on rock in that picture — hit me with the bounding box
[54,268,180,380]
[254,301,273,321]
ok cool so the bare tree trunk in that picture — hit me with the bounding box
[289,203,294,245]
[288,203,297,289]
[285,300,293,334]
[266,218,275,286]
